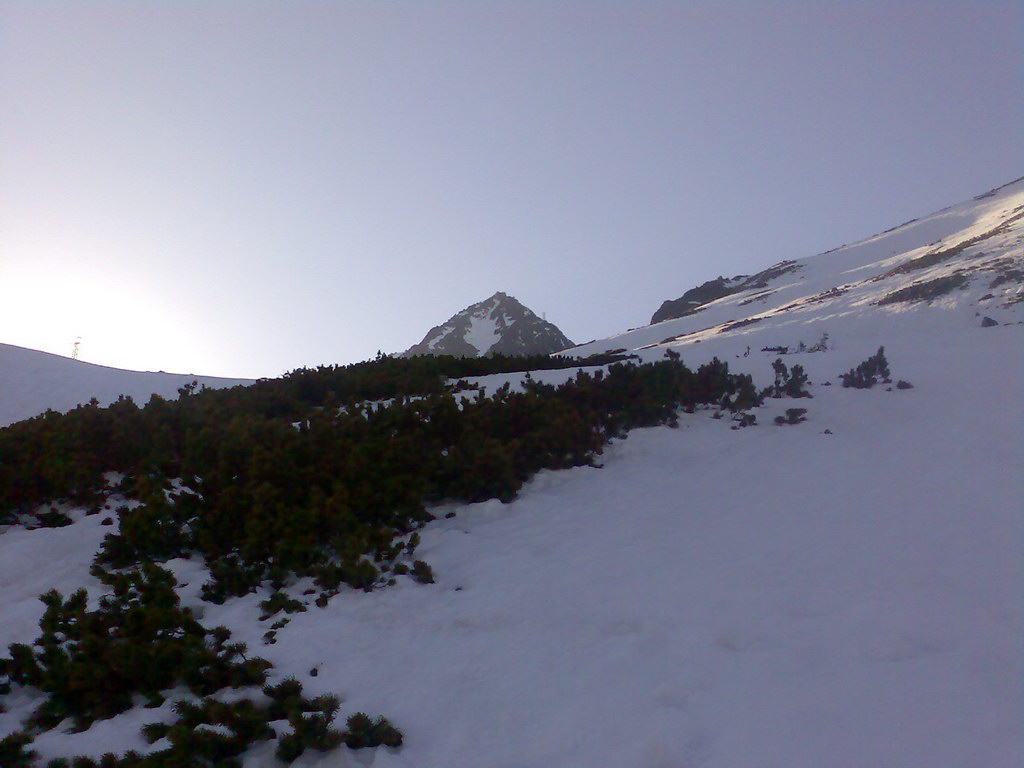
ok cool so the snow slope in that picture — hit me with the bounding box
[0,343,253,428]
[568,176,1023,362]
[1,180,1021,767]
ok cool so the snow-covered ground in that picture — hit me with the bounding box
[459,295,507,355]
[0,343,253,428]
[567,177,1023,363]
[448,364,609,397]
[1,180,1021,766]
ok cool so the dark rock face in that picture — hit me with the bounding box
[650,277,742,325]
[651,261,802,324]
[402,292,574,358]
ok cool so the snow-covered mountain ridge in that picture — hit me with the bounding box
[571,176,1022,359]
[402,291,574,358]
[0,344,253,429]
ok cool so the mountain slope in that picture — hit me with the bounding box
[0,344,253,428]
[402,292,573,357]
[3,320,1020,768]
[1,180,1021,768]
[571,176,1022,360]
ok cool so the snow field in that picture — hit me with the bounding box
[3,318,1019,767]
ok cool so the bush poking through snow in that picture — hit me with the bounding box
[807,332,830,352]
[732,412,757,428]
[199,556,269,604]
[840,347,891,389]
[411,560,435,584]
[344,713,404,749]
[2,565,274,731]
[0,679,373,766]
[312,558,381,594]
[763,359,812,399]
[759,333,830,356]
[258,591,307,621]
[784,364,810,398]
[275,693,344,761]
[0,562,374,766]
[774,408,808,426]
[34,509,72,528]
[719,373,760,411]
[0,732,36,768]
[144,697,276,764]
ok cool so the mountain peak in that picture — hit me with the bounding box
[402,292,574,358]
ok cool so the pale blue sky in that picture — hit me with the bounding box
[2,1,1020,378]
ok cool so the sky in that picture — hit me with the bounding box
[1,1,1021,379]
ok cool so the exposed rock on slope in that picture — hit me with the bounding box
[403,292,574,357]
[650,261,802,324]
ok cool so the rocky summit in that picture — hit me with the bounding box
[402,292,574,357]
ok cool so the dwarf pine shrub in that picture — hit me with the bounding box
[763,359,811,399]
[3,564,271,732]
[1,353,768,765]
[1,354,758,599]
[258,591,307,621]
[411,560,435,584]
[0,676,360,766]
[0,732,36,768]
[840,347,891,389]
[344,713,404,749]
[276,694,343,761]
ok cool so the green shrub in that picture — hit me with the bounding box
[1,353,763,766]
[774,408,808,425]
[1,354,757,601]
[258,592,307,621]
[276,694,343,760]
[344,712,403,749]
[35,509,72,528]
[6,680,369,766]
[763,359,811,399]
[0,732,36,768]
[841,347,891,389]
[3,565,271,732]
[200,557,267,604]
[411,560,435,584]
